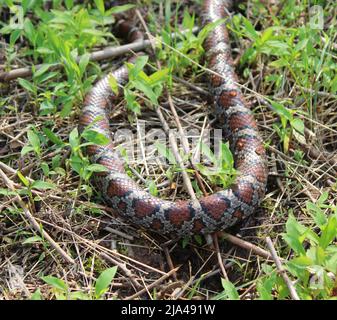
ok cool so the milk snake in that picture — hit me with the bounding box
[79,0,268,237]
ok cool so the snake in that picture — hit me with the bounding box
[79,0,268,237]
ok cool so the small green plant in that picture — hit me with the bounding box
[196,142,237,189]
[213,278,240,300]
[67,126,109,198]
[35,266,118,300]
[257,192,337,300]
[110,55,169,116]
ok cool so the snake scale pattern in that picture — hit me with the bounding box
[79,0,268,236]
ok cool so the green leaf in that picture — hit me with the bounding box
[319,216,337,249]
[27,129,41,155]
[148,68,169,85]
[23,235,43,244]
[155,142,177,165]
[31,289,43,300]
[31,181,56,190]
[86,164,108,173]
[21,145,34,156]
[108,74,119,95]
[18,78,35,94]
[214,279,240,300]
[42,128,64,146]
[78,53,90,77]
[23,18,35,43]
[64,0,73,10]
[271,101,292,122]
[17,171,30,187]
[107,4,135,14]
[94,0,105,15]
[69,128,79,149]
[60,101,73,118]
[306,202,327,227]
[290,118,305,134]
[147,180,158,196]
[220,142,234,167]
[33,64,53,79]
[241,16,259,40]
[0,188,17,196]
[82,129,110,145]
[95,266,118,298]
[129,55,148,78]
[133,79,158,105]
[10,29,21,46]
[41,275,68,292]
[70,154,83,174]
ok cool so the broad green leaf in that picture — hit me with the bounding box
[27,129,41,155]
[31,289,43,300]
[241,16,259,40]
[290,118,305,135]
[69,128,79,149]
[78,53,90,77]
[95,266,118,298]
[82,129,110,145]
[220,279,240,300]
[94,0,105,15]
[18,78,35,93]
[31,181,56,190]
[70,154,83,174]
[21,145,34,156]
[0,188,17,196]
[108,74,119,95]
[10,29,21,46]
[64,0,73,10]
[108,4,135,14]
[23,236,43,244]
[42,128,64,146]
[41,275,68,292]
[148,68,169,85]
[133,79,158,105]
[155,142,177,165]
[319,216,337,249]
[33,64,53,79]
[130,55,148,78]
[271,101,292,122]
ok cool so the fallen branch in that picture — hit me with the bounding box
[222,232,272,260]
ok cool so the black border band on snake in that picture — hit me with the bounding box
[79,0,268,237]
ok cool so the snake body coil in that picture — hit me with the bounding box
[79,0,268,237]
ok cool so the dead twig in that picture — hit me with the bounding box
[213,234,229,280]
[265,237,300,300]
[222,232,272,260]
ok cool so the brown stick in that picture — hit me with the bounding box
[265,237,300,300]
[222,232,272,260]
[0,168,75,265]
[213,234,229,280]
